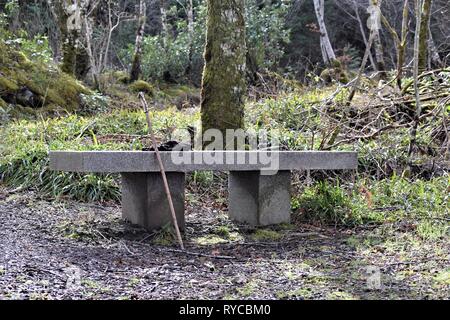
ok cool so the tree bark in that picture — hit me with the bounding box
[428,27,442,68]
[130,0,147,82]
[53,0,89,80]
[353,0,377,71]
[397,0,410,89]
[160,0,169,49]
[313,0,336,65]
[418,0,432,72]
[54,0,81,77]
[46,0,62,62]
[201,0,247,135]
[409,0,423,157]
[186,0,195,81]
[370,0,386,77]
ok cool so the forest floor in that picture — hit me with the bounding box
[0,186,448,300]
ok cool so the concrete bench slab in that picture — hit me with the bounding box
[50,151,357,172]
[49,151,357,230]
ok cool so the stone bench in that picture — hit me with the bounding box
[49,151,357,231]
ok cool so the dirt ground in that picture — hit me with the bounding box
[0,186,448,300]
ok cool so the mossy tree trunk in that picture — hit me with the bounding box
[418,0,433,72]
[201,0,247,136]
[130,0,146,82]
[53,0,89,80]
[55,0,80,76]
[397,0,410,89]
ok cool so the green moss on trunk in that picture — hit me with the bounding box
[418,0,433,72]
[56,0,89,80]
[201,0,247,136]
[130,1,146,83]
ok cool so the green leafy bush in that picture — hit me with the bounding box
[293,181,358,226]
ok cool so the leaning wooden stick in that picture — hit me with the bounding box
[139,92,185,250]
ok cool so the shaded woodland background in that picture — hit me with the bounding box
[1,0,449,86]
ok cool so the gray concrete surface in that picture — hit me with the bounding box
[121,172,185,231]
[50,151,358,172]
[229,171,291,226]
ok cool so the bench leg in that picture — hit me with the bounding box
[121,172,185,231]
[228,171,291,226]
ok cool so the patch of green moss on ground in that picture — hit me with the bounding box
[327,291,358,300]
[0,97,7,108]
[276,287,313,300]
[251,229,283,241]
[194,234,229,245]
[128,80,154,95]
[434,269,450,286]
[236,279,260,298]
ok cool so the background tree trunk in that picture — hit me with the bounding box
[409,0,424,156]
[130,0,147,82]
[428,28,442,68]
[186,0,195,81]
[369,0,386,78]
[55,0,80,76]
[418,0,432,72]
[397,0,410,89]
[201,0,247,135]
[313,0,336,65]
[160,0,169,49]
[353,0,377,71]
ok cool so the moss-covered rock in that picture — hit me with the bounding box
[113,71,131,84]
[0,39,92,116]
[320,67,349,84]
[128,80,154,96]
[320,59,349,84]
[0,76,20,92]
[0,97,7,108]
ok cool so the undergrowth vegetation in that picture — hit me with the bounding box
[0,109,198,202]
[292,177,449,228]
